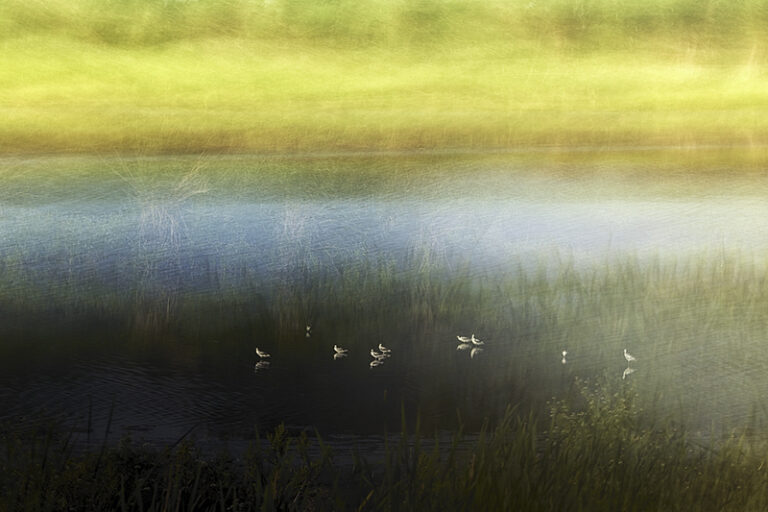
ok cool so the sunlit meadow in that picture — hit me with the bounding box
[2,0,768,153]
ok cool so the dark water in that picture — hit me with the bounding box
[1,153,768,449]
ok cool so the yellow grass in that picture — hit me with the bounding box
[2,0,768,154]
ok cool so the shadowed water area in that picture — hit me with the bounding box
[1,152,768,451]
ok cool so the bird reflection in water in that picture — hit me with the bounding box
[254,361,270,372]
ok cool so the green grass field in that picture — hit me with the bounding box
[2,0,768,154]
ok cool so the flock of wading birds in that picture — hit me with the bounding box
[253,326,639,378]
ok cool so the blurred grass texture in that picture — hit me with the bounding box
[2,0,768,154]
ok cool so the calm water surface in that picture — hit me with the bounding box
[1,154,768,448]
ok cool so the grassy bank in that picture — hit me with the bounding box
[4,382,768,511]
[2,0,768,154]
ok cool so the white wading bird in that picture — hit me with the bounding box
[471,334,484,346]
[255,347,271,359]
[306,325,312,338]
[334,344,349,355]
[370,348,389,360]
[378,343,391,354]
[623,348,636,365]
[457,335,471,343]
[562,350,567,365]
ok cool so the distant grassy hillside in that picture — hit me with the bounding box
[2,0,768,154]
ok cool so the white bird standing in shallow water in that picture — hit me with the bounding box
[623,348,636,365]
[306,325,312,338]
[255,347,271,359]
[561,350,567,365]
[333,345,348,360]
[457,335,471,343]
[471,334,484,346]
[378,343,391,354]
[371,348,389,360]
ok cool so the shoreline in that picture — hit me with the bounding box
[4,141,768,161]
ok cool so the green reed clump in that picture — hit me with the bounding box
[361,381,768,511]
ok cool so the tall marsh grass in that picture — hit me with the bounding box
[2,224,768,433]
[4,381,768,511]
